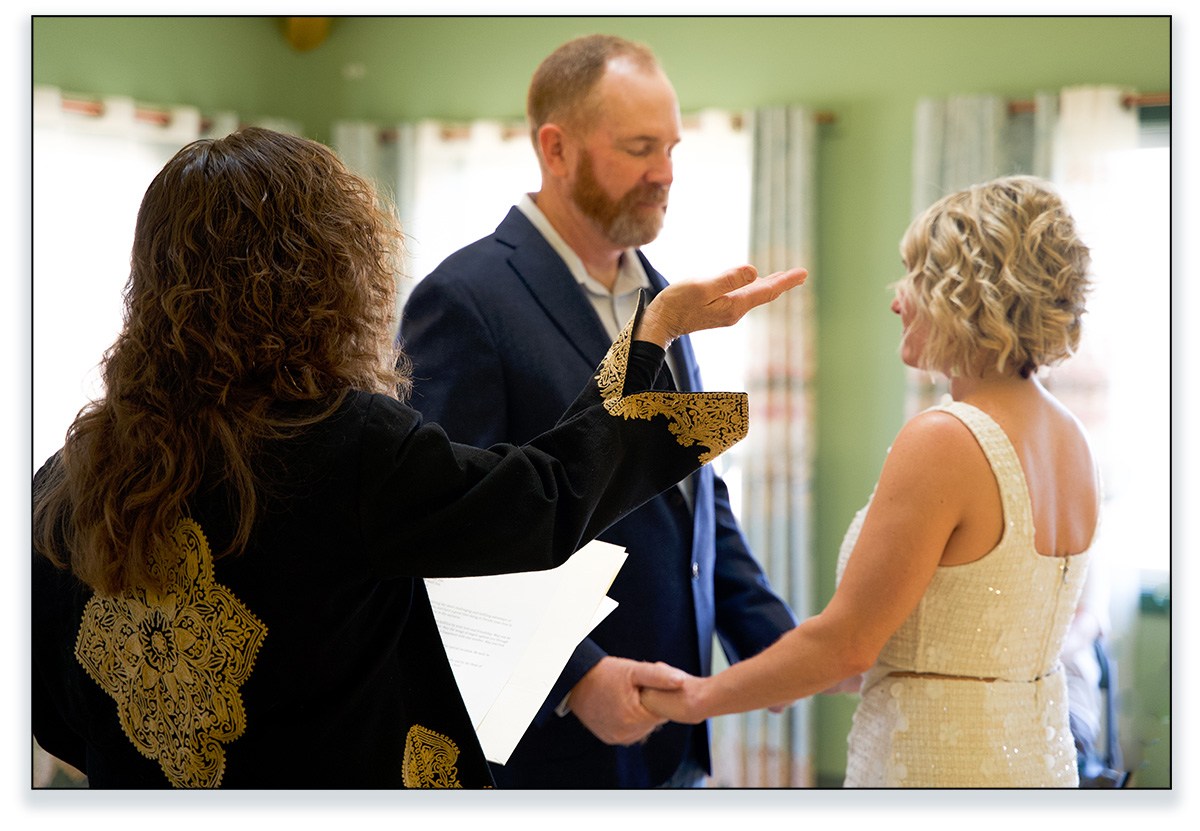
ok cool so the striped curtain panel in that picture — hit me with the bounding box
[708,106,818,788]
[906,91,1060,413]
[333,118,540,337]
[332,120,419,337]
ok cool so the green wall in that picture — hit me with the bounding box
[31,15,1172,785]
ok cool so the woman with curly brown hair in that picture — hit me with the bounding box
[642,175,1099,787]
[31,127,806,788]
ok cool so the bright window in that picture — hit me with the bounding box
[32,128,181,471]
[1044,124,1170,580]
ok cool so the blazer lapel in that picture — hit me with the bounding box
[495,208,614,367]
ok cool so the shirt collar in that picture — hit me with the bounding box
[517,194,650,299]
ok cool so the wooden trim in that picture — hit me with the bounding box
[1008,91,1169,115]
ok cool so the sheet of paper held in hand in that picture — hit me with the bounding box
[425,540,627,765]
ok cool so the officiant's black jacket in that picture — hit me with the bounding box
[32,314,749,788]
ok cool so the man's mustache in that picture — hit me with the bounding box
[624,184,669,206]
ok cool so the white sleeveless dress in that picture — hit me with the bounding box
[839,402,1090,788]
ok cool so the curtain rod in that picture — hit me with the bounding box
[1008,91,1170,115]
[59,97,217,132]
[59,92,1169,133]
[723,111,838,127]
[61,97,172,126]
[395,109,837,143]
[58,95,840,139]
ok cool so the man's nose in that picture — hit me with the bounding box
[647,152,673,188]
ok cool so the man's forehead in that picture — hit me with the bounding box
[591,69,681,139]
[600,114,682,144]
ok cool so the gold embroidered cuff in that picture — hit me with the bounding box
[595,298,749,466]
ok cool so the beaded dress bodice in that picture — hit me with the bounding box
[838,401,1091,787]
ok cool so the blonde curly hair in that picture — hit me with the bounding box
[897,175,1092,378]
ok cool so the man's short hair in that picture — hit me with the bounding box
[526,34,660,150]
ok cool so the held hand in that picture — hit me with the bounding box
[639,675,707,725]
[635,265,808,349]
[567,657,688,746]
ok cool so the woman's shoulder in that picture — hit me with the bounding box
[892,407,982,457]
[878,407,996,504]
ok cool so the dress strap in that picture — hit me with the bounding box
[929,401,1034,534]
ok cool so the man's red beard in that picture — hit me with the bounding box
[572,150,668,248]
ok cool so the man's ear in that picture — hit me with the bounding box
[537,123,572,179]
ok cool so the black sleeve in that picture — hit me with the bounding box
[358,301,750,580]
[31,550,90,775]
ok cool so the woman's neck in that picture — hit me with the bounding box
[949,366,1040,404]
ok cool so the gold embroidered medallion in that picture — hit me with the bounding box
[402,724,464,788]
[597,309,749,465]
[75,518,267,788]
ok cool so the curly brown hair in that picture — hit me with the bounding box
[33,127,408,596]
[897,175,1092,378]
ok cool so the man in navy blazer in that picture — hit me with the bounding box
[399,34,797,788]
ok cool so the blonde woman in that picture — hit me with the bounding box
[642,176,1098,787]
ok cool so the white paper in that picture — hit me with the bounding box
[425,540,626,764]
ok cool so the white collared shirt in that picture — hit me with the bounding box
[517,193,650,343]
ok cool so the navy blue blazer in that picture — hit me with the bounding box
[400,207,796,788]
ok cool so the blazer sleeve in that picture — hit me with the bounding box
[711,472,799,663]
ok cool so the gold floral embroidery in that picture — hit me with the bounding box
[402,724,464,788]
[74,518,267,788]
[596,306,749,465]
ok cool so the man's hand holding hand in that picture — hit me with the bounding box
[567,657,688,746]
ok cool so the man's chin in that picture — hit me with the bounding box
[608,221,663,248]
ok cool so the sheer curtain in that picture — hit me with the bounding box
[32,86,207,472]
[707,107,819,788]
[1044,87,1164,639]
[334,118,540,336]
[907,90,1058,412]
